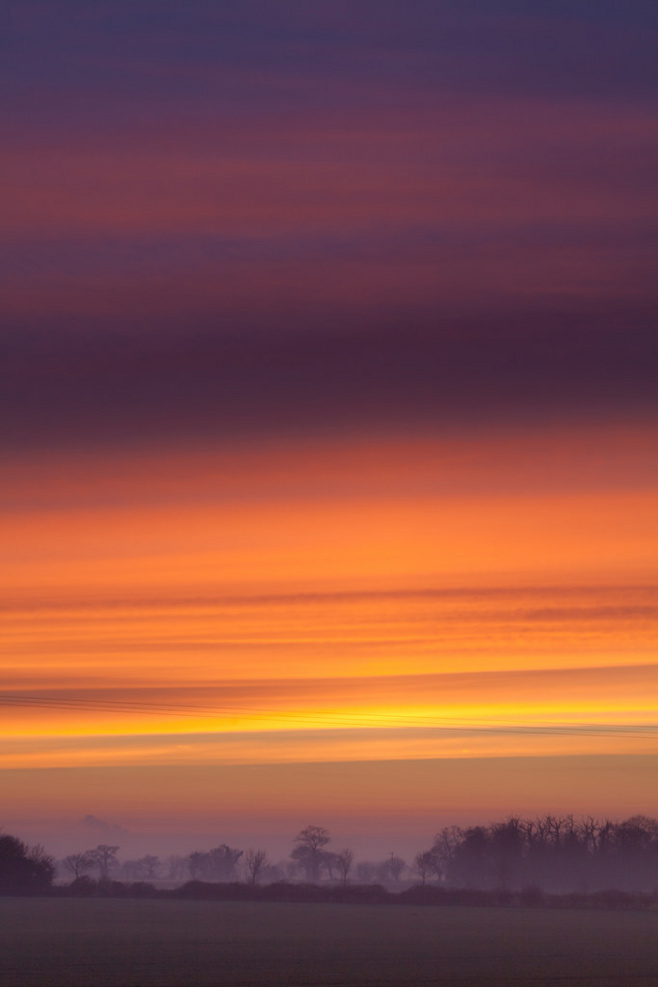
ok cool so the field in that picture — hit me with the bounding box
[1,898,657,987]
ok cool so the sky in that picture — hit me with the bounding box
[2,0,657,860]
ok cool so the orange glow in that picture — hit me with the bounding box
[2,484,656,594]
[4,5,658,850]
[2,425,657,817]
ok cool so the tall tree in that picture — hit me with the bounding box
[386,853,406,883]
[62,852,94,880]
[89,845,119,881]
[292,826,330,883]
[412,850,437,886]
[335,848,354,887]
[244,848,268,885]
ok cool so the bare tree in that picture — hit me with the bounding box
[413,850,437,886]
[321,851,340,880]
[292,826,330,883]
[62,852,94,880]
[335,848,354,887]
[581,816,601,854]
[88,844,119,881]
[431,826,461,883]
[244,848,268,885]
[386,853,406,883]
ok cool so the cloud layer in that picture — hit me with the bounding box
[3,0,657,836]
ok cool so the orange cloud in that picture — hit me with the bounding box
[2,425,656,820]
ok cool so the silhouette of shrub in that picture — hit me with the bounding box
[0,834,55,894]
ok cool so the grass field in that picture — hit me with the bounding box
[1,897,657,986]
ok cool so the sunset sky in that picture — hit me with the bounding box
[2,1,657,858]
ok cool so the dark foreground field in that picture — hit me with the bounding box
[1,897,657,987]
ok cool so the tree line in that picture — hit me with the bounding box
[57,826,399,888]
[414,815,658,893]
[3,815,658,897]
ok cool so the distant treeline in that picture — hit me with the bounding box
[3,815,658,901]
[417,815,658,894]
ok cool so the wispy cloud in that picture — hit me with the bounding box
[2,0,656,829]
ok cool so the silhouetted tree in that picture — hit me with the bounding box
[320,851,340,880]
[490,817,524,890]
[385,853,406,883]
[186,845,243,882]
[418,814,658,893]
[335,848,354,887]
[292,826,330,883]
[412,850,437,886]
[450,827,490,889]
[88,844,119,881]
[0,834,55,893]
[244,848,268,885]
[62,852,94,880]
[610,816,658,890]
[431,826,461,883]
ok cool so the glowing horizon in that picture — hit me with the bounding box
[3,427,657,791]
[2,1,657,844]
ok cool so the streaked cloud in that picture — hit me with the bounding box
[2,0,656,835]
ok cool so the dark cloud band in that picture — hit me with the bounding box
[3,307,656,450]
